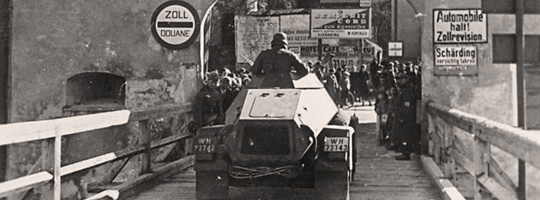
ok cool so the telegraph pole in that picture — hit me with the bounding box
[515,0,526,199]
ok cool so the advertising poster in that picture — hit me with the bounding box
[235,16,279,64]
[311,9,371,39]
[434,45,478,76]
[433,9,487,43]
[280,14,318,47]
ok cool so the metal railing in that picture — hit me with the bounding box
[424,102,540,200]
[0,103,193,200]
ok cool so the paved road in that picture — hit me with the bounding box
[130,105,440,200]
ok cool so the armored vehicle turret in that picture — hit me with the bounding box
[193,74,357,200]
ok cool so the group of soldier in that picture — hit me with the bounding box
[371,59,422,160]
[191,67,252,132]
[309,57,374,109]
[192,32,422,161]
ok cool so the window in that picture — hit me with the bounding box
[482,0,515,14]
[482,0,540,14]
[525,0,540,14]
[525,35,540,63]
[492,34,516,63]
[241,126,290,155]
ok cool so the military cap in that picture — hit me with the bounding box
[207,71,220,81]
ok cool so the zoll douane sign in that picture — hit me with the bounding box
[433,9,487,43]
[151,1,200,50]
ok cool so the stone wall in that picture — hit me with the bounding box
[7,0,214,199]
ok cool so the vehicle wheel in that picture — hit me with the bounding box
[314,171,350,200]
[196,171,229,199]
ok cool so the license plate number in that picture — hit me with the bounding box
[194,137,216,153]
[324,137,349,152]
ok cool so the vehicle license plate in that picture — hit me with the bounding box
[324,137,349,152]
[194,137,216,153]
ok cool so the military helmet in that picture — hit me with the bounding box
[271,32,288,46]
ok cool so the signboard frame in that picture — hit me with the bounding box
[388,41,403,57]
[151,1,201,50]
[433,44,478,76]
[310,8,371,39]
[432,8,488,44]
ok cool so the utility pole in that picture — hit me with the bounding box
[515,0,527,199]
[391,0,397,41]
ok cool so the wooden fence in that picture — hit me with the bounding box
[0,103,193,200]
[424,102,540,200]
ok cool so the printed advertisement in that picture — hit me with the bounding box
[433,9,487,43]
[235,16,279,64]
[311,9,371,39]
[434,45,478,76]
[280,15,318,47]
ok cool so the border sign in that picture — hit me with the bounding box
[434,45,478,76]
[433,9,487,43]
[388,41,403,57]
[311,9,371,39]
[151,1,200,50]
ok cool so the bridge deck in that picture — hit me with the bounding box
[130,106,441,200]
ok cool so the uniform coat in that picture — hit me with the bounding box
[251,47,309,88]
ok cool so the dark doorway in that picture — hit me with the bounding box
[64,72,126,115]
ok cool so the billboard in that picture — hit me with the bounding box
[311,9,371,39]
[280,14,318,47]
[235,16,279,64]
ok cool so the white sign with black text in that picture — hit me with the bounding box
[433,9,487,43]
[311,9,371,39]
[434,45,478,76]
[151,1,200,50]
[388,42,402,57]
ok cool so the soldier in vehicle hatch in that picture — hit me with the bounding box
[250,32,309,88]
[192,71,223,131]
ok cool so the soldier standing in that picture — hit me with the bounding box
[392,72,418,160]
[192,71,223,131]
[324,68,340,106]
[250,32,309,88]
[219,76,236,112]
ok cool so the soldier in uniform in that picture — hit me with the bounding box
[192,71,223,131]
[392,72,418,160]
[219,76,237,112]
[250,32,309,88]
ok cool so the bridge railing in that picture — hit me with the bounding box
[424,102,540,200]
[0,103,193,200]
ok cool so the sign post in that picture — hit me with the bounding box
[151,1,200,50]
